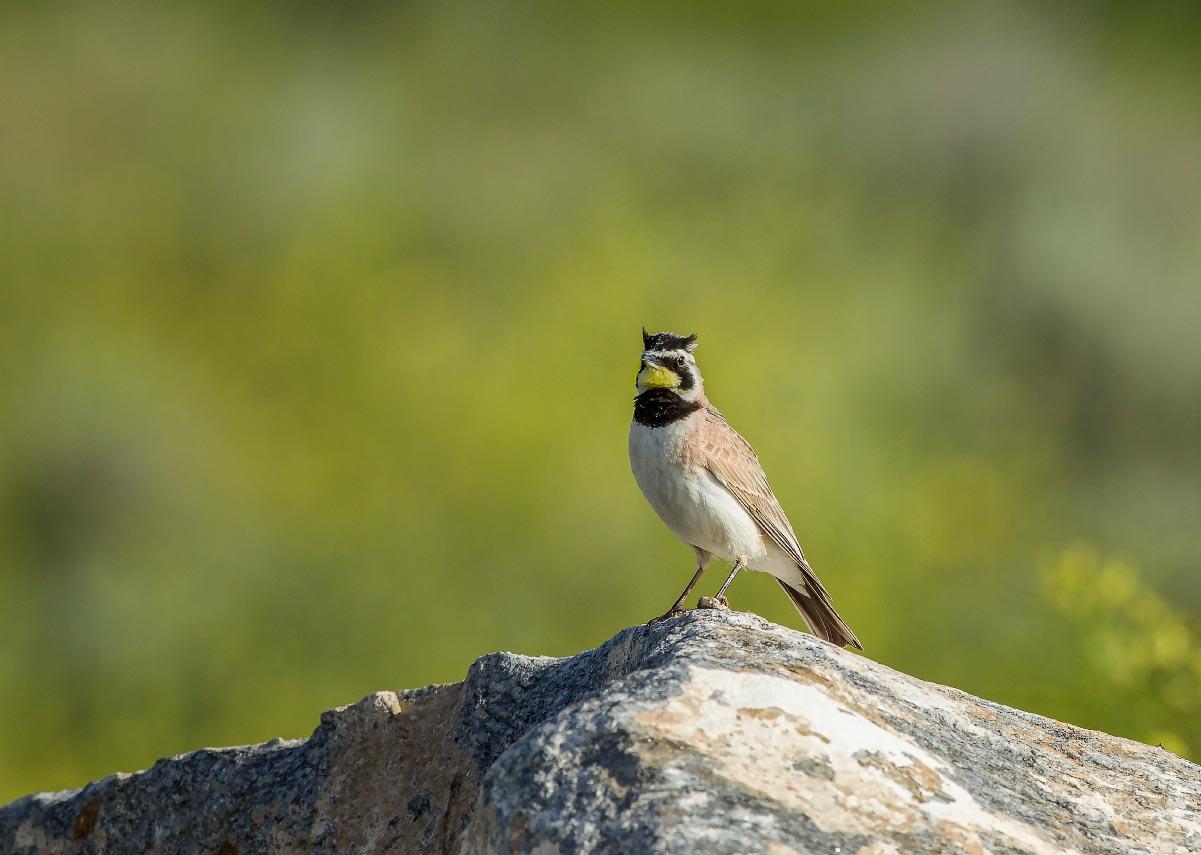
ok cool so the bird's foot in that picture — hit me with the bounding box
[696,595,730,611]
[648,607,687,625]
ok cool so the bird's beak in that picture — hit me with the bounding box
[638,361,680,390]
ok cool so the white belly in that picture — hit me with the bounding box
[629,416,769,563]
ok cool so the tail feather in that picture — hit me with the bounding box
[777,578,862,650]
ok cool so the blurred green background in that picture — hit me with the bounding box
[2,1,1200,802]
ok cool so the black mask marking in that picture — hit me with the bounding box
[639,354,695,392]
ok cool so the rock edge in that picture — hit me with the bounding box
[2,610,1199,854]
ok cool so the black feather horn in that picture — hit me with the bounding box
[642,330,699,352]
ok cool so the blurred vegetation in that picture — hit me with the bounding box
[1042,546,1200,757]
[2,1,1200,801]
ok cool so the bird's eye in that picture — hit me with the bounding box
[675,355,687,368]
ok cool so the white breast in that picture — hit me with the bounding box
[628,415,767,562]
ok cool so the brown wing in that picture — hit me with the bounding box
[696,405,832,602]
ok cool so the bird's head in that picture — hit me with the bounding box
[636,328,703,402]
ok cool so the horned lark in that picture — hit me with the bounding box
[629,329,862,649]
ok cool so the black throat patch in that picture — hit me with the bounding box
[633,389,703,428]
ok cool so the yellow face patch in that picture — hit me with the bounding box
[639,364,680,390]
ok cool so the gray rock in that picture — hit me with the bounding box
[2,610,1198,854]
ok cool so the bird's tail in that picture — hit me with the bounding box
[777,578,862,650]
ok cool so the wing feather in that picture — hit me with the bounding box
[697,405,833,602]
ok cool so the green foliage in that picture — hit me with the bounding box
[1042,546,1200,758]
[1,1,1199,801]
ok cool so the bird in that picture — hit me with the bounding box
[628,328,862,649]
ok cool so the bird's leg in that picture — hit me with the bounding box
[698,558,746,611]
[650,552,710,624]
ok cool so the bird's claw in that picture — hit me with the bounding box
[697,595,730,611]
[649,607,687,625]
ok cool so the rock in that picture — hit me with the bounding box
[2,610,1199,854]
